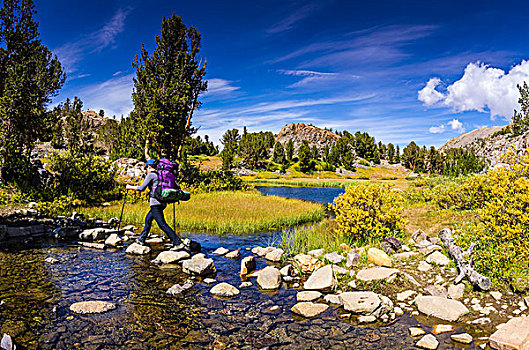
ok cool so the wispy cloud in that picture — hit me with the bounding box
[273,25,437,68]
[267,3,320,34]
[53,8,132,73]
[277,69,356,88]
[204,78,241,95]
[75,74,134,118]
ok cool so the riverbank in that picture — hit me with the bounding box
[79,190,326,234]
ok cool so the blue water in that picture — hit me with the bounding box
[255,185,345,205]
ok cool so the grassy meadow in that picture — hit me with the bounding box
[80,190,325,234]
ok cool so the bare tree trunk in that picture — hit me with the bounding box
[438,228,492,290]
[144,135,151,160]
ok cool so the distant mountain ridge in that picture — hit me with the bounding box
[275,123,340,154]
[442,124,529,167]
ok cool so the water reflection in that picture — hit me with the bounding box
[255,186,345,205]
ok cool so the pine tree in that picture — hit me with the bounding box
[0,0,65,181]
[272,142,285,164]
[285,139,294,162]
[220,129,240,170]
[131,14,207,160]
[298,140,312,172]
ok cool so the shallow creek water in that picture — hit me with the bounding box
[0,187,485,349]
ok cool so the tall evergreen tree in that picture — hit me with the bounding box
[220,128,240,170]
[298,140,312,172]
[272,142,285,164]
[0,0,65,181]
[131,14,207,161]
[285,139,294,162]
[386,143,395,163]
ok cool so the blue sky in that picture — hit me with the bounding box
[35,0,529,147]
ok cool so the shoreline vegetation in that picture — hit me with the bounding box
[79,190,326,234]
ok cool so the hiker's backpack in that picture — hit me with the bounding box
[152,158,191,203]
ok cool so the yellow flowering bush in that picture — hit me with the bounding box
[331,183,406,242]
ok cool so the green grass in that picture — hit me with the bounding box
[79,190,326,234]
[244,178,355,188]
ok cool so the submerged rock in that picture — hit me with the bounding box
[44,257,59,264]
[166,280,194,296]
[69,301,116,314]
[450,333,473,344]
[210,283,240,298]
[291,302,329,318]
[212,247,229,255]
[225,250,240,259]
[79,228,114,241]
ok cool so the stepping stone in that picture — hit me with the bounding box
[210,283,240,298]
[265,248,284,262]
[225,250,240,259]
[303,265,337,291]
[291,302,329,318]
[44,257,59,264]
[125,242,151,255]
[415,296,469,322]
[70,301,116,314]
[252,246,274,257]
[432,324,454,334]
[105,233,122,247]
[212,247,229,255]
[324,294,343,305]
[356,267,399,282]
[409,327,426,337]
[152,250,190,264]
[340,292,380,314]
[239,282,252,288]
[79,242,105,250]
[297,291,322,302]
[256,266,282,290]
[358,315,376,323]
[182,254,216,276]
[489,317,529,350]
[240,256,256,275]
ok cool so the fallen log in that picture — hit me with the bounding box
[438,228,491,290]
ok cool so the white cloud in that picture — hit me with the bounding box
[277,69,352,88]
[53,8,132,73]
[418,78,445,105]
[418,60,529,120]
[448,118,464,132]
[429,125,445,133]
[266,4,319,34]
[428,118,465,134]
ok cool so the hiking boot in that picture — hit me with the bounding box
[135,239,151,247]
[169,242,190,252]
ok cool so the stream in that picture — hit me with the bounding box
[0,187,483,349]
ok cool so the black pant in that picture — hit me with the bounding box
[138,204,181,245]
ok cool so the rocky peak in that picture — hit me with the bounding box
[275,123,340,154]
[442,124,529,167]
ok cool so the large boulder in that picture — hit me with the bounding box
[125,243,151,255]
[303,265,337,291]
[340,292,381,315]
[210,283,240,298]
[79,228,114,241]
[69,301,116,314]
[153,250,190,264]
[356,267,399,282]
[415,296,469,322]
[182,254,216,276]
[256,266,282,290]
[291,302,329,318]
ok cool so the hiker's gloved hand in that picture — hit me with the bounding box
[126,184,136,190]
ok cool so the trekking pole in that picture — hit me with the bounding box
[117,189,128,232]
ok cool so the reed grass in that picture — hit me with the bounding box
[80,190,325,234]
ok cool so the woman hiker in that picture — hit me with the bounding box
[125,159,185,250]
